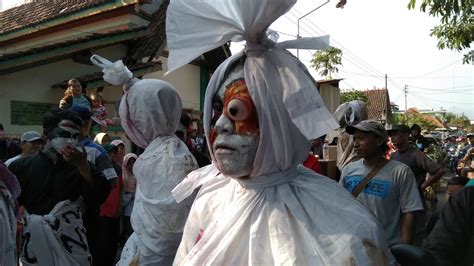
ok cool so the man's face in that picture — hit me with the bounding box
[353,129,382,158]
[389,131,409,148]
[210,77,259,179]
[411,129,420,137]
[21,139,43,155]
[47,120,79,153]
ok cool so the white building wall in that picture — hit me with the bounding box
[0,46,201,136]
[0,45,126,134]
[144,56,201,111]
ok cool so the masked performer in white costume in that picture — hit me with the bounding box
[90,55,198,265]
[334,100,368,170]
[167,0,393,265]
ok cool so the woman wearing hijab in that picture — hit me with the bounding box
[120,153,138,243]
[90,55,199,265]
[93,132,112,146]
[111,139,125,166]
[167,0,392,265]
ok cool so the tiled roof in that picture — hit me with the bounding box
[0,0,114,35]
[362,88,392,123]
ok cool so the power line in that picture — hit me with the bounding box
[409,91,474,105]
[403,59,462,78]
[286,8,406,93]
[285,11,389,87]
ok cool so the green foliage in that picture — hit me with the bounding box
[310,47,343,79]
[392,110,440,130]
[340,90,368,103]
[408,0,473,64]
[449,114,471,128]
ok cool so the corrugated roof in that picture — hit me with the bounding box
[0,27,146,62]
[362,88,392,123]
[0,0,114,35]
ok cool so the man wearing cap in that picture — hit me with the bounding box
[340,120,424,247]
[410,124,429,152]
[389,124,445,194]
[4,131,43,167]
[389,124,445,245]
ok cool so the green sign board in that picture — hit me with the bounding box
[11,100,57,125]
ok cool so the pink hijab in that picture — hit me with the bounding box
[122,153,138,193]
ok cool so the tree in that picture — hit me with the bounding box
[310,47,343,79]
[340,90,368,103]
[392,108,444,130]
[408,0,473,64]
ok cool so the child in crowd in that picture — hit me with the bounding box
[90,92,113,132]
[59,79,91,111]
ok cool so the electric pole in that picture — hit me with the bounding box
[385,74,387,90]
[404,85,408,122]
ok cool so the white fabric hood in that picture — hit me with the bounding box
[166,0,338,178]
[90,55,182,148]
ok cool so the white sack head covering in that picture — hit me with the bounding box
[334,100,368,128]
[91,55,182,148]
[167,0,338,178]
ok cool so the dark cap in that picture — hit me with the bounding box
[346,120,388,140]
[388,124,410,134]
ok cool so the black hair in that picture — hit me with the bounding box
[43,108,82,137]
[411,124,421,132]
[180,112,192,129]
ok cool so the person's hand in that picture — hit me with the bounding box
[60,145,88,169]
[420,182,429,192]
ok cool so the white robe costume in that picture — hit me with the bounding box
[90,56,199,265]
[166,0,394,265]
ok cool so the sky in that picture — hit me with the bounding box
[2,0,473,119]
[230,0,473,120]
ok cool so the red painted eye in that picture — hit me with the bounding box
[226,99,249,121]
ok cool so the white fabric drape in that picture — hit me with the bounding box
[21,200,91,266]
[91,54,199,265]
[167,0,392,264]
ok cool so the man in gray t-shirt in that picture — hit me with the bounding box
[339,120,424,247]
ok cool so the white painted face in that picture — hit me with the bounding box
[48,120,80,153]
[210,66,260,179]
